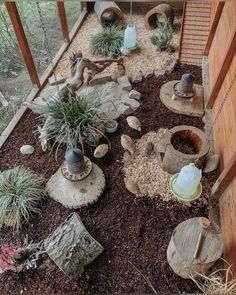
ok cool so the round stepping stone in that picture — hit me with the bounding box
[160,80,204,118]
[46,163,105,209]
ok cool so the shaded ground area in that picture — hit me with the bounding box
[0,64,213,294]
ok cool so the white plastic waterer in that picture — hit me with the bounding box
[123,24,137,50]
[173,163,202,198]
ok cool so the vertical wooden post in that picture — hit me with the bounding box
[204,2,225,56]
[5,1,40,88]
[57,1,70,43]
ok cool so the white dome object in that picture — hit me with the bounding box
[123,24,137,50]
[174,163,202,198]
[20,145,35,155]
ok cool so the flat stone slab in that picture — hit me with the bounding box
[46,163,105,209]
[160,80,204,118]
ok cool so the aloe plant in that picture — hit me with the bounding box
[151,23,173,52]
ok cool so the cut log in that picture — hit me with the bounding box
[94,1,125,28]
[144,4,175,30]
[167,217,223,279]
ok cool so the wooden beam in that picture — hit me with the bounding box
[207,32,236,108]
[178,2,186,61]
[57,1,70,42]
[204,2,225,55]
[5,2,40,88]
[211,152,236,199]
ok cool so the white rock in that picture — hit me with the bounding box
[124,177,140,195]
[94,144,109,158]
[203,154,220,173]
[20,145,35,155]
[121,134,135,154]
[126,116,141,132]
[129,90,141,100]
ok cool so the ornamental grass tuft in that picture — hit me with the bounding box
[0,167,44,231]
[90,26,123,56]
[38,90,109,152]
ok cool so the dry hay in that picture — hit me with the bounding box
[123,130,210,207]
[55,9,181,79]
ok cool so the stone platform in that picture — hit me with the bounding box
[160,80,204,117]
[46,163,105,209]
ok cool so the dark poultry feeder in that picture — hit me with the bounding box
[173,73,196,101]
[65,148,86,174]
[61,148,93,182]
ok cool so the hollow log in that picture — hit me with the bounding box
[167,217,223,279]
[94,1,125,28]
[144,4,175,30]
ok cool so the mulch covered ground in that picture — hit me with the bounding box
[0,64,213,294]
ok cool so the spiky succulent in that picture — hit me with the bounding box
[0,167,44,231]
[90,26,123,56]
[151,23,173,51]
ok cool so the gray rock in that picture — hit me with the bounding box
[154,69,166,78]
[117,75,132,91]
[203,154,220,173]
[142,69,154,79]
[129,89,141,100]
[131,73,143,83]
[20,145,35,155]
[163,57,177,74]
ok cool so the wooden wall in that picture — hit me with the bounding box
[207,1,236,267]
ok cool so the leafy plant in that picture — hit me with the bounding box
[151,23,173,52]
[0,243,23,273]
[0,167,44,231]
[0,240,45,274]
[90,26,123,56]
[37,91,109,152]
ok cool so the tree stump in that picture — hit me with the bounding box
[44,213,104,279]
[167,217,223,279]
[94,1,125,28]
[144,4,175,30]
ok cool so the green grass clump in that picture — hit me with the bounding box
[0,167,44,231]
[90,26,123,56]
[38,91,108,152]
[151,23,173,52]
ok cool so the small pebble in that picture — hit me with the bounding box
[20,145,35,155]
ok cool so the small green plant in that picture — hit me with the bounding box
[90,26,123,56]
[0,167,44,231]
[38,91,109,152]
[151,23,173,52]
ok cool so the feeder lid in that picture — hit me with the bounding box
[65,148,84,163]
[181,73,194,82]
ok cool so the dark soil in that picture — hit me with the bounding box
[171,136,197,155]
[0,64,210,294]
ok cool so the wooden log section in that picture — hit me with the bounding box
[5,2,40,88]
[144,4,174,30]
[167,217,223,279]
[94,1,125,28]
